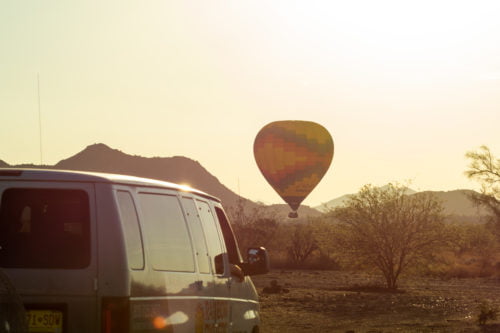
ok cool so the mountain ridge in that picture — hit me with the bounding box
[54,143,244,208]
[1,144,485,221]
[315,188,487,223]
[315,185,417,212]
[1,144,321,218]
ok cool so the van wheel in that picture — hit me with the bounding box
[0,269,28,333]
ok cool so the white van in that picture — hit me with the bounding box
[0,169,269,333]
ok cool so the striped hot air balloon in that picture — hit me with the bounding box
[254,120,334,218]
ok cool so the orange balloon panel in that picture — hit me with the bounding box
[254,120,334,212]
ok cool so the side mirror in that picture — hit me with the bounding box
[214,253,224,275]
[241,247,269,276]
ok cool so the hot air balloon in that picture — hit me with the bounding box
[254,120,334,218]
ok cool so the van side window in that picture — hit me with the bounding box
[197,201,224,272]
[138,193,195,272]
[214,207,242,265]
[181,197,210,274]
[116,191,144,270]
[0,188,90,269]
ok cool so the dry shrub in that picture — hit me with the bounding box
[446,264,481,279]
[478,300,499,325]
[423,248,500,279]
[430,262,498,279]
[267,249,341,270]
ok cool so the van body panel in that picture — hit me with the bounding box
[0,179,98,332]
[95,182,130,296]
[0,169,262,333]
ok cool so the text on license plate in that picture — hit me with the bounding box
[26,310,63,333]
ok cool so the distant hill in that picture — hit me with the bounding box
[315,185,417,212]
[52,143,248,209]
[1,143,320,218]
[264,204,322,219]
[315,194,352,212]
[1,144,486,222]
[418,190,488,223]
[316,188,488,224]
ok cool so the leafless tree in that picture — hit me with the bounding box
[226,198,280,253]
[286,223,318,267]
[465,145,500,234]
[332,184,447,289]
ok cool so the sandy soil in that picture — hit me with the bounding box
[252,270,500,333]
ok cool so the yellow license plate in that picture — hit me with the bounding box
[26,310,63,333]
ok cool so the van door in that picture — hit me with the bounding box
[135,191,201,332]
[194,199,231,331]
[180,196,220,331]
[0,183,98,332]
[214,206,260,333]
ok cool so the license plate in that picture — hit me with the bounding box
[26,310,63,333]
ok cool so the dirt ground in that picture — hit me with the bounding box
[251,270,500,333]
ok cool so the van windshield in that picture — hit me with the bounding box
[0,188,90,269]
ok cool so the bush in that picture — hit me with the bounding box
[477,300,498,325]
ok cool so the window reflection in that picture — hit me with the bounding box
[138,193,195,272]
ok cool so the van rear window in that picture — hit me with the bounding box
[0,188,90,269]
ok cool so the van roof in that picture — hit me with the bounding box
[0,168,220,202]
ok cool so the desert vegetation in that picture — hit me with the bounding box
[465,145,500,238]
[228,146,500,279]
[229,189,500,281]
[228,146,500,330]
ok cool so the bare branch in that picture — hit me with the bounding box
[332,183,447,289]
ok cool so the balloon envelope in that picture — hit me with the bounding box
[253,120,334,215]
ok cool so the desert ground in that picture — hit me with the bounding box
[251,270,500,333]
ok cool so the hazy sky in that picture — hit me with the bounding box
[1,1,499,207]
